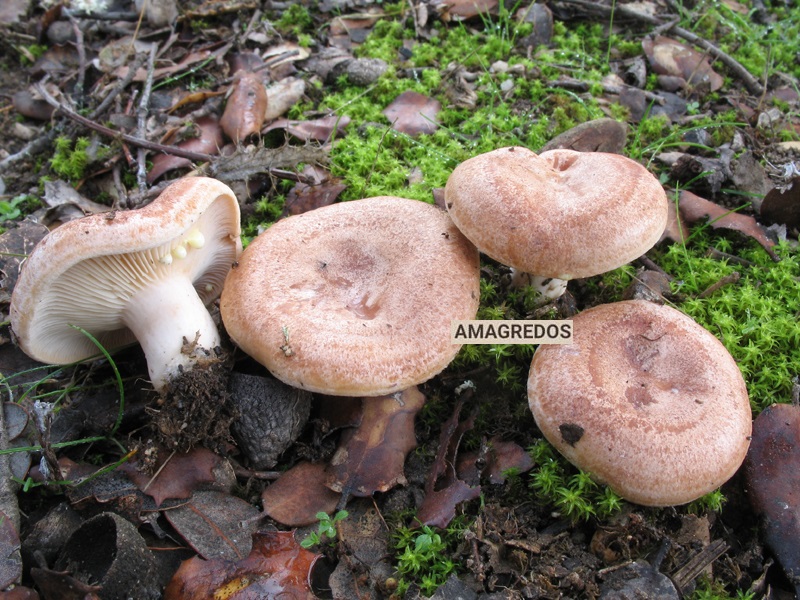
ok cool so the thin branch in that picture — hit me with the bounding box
[34,82,216,163]
[553,0,764,96]
[136,43,159,191]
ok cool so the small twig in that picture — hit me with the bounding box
[69,15,88,103]
[670,538,729,595]
[704,246,755,267]
[34,82,216,163]
[90,53,148,120]
[697,271,740,299]
[136,43,159,191]
[552,0,764,96]
[546,78,666,105]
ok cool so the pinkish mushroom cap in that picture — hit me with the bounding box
[527,300,752,506]
[444,146,668,281]
[220,196,480,396]
[10,177,242,391]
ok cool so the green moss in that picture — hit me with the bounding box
[658,234,800,412]
[50,136,91,181]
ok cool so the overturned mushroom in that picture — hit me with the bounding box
[10,177,242,392]
[527,300,752,506]
[444,147,668,302]
[220,196,480,396]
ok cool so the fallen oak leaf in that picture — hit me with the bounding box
[642,36,724,93]
[326,387,426,498]
[760,176,800,230]
[148,116,224,183]
[744,402,800,597]
[164,490,262,561]
[678,190,779,261]
[261,462,341,527]
[163,530,320,600]
[119,447,231,508]
[382,91,440,136]
[220,71,268,143]
[416,390,481,528]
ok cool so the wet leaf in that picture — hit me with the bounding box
[263,115,350,144]
[261,462,341,527]
[439,0,499,20]
[760,177,800,230]
[0,218,47,301]
[416,394,481,528]
[0,0,29,24]
[382,91,440,136]
[119,447,229,507]
[678,190,778,260]
[164,530,319,600]
[744,403,800,595]
[12,90,55,121]
[540,118,628,154]
[164,490,262,560]
[264,78,307,121]
[30,567,102,600]
[326,387,425,497]
[147,116,224,183]
[284,165,346,216]
[220,72,268,143]
[0,586,40,599]
[484,438,534,484]
[642,36,724,93]
[0,510,20,589]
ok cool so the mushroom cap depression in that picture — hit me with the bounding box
[527,300,752,507]
[444,147,669,279]
[220,196,480,396]
[10,177,242,367]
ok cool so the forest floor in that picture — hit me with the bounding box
[0,0,799,599]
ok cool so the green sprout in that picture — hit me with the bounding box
[300,510,349,549]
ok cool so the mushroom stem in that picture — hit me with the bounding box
[122,277,221,391]
[509,269,568,304]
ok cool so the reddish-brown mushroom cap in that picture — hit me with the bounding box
[527,300,752,507]
[10,177,242,391]
[444,147,669,280]
[220,196,480,396]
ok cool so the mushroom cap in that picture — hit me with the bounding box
[444,147,669,279]
[527,300,752,507]
[10,177,242,365]
[220,196,480,396]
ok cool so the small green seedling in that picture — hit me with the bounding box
[300,510,348,549]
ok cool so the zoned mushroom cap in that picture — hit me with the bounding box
[527,300,752,507]
[220,196,480,396]
[444,147,669,279]
[10,177,242,388]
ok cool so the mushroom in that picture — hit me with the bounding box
[444,146,669,302]
[527,299,752,506]
[220,196,480,396]
[9,177,242,392]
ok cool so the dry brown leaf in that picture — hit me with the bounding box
[760,177,800,230]
[220,72,268,143]
[416,393,481,528]
[744,403,800,596]
[678,190,778,260]
[264,78,308,121]
[261,462,341,527]
[439,0,499,20]
[264,115,350,143]
[0,510,20,590]
[164,530,320,600]
[642,36,724,93]
[164,490,262,561]
[458,438,534,485]
[147,116,224,183]
[119,447,225,507]
[383,91,440,136]
[326,387,425,497]
[540,118,628,154]
[284,164,347,216]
